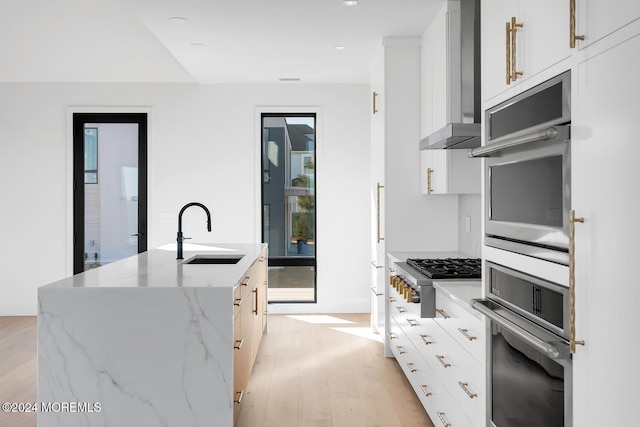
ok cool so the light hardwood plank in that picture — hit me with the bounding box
[0,314,433,427]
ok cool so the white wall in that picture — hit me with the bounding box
[0,82,371,315]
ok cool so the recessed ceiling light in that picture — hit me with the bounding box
[169,16,188,24]
[190,42,206,48]
[343,0,359,6]
[279,78,301,82]
[334,45,346,50]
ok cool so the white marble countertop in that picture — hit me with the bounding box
[433,280,482,316]
[40,242,267,289]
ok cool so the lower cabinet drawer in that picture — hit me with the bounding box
[435,290,485,362]
[426,320,484,424]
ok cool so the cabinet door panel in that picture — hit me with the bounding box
[578,0,640,49]
[572,33,640,426]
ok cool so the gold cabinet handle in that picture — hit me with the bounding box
[258,256,266,263]
[376,183,384,243]
[458,381,478,399]
[370,286,383,297]
[406,362,418,373]
[436,308,450,319]
[253,288,259,315]
[234,297,244,307]
[396,306,407,314]
[388,267,396,273]
[241,276,252,286]
[435,355,451,368]
[570,0,584,48]
[407,318,419,327]
[506,17,523,84]
[458,328,477,341]
[234,390,244,404]
[373,91,379,114]
[386,332,397,340]
[427,168,434,194]
[510,17,524,82]
[370,260,383,269]
[569,210,585,353]
[419,384,433,397]
[387,296,397,303]
[234,339,244,350]
[420,334,433,345]
[437,411,452,427]
[506,21,512,84]
[396,345,407,355]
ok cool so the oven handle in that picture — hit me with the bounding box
[471,298,566,360]
[468,125,569,158]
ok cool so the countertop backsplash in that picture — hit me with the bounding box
[459,193,481,258]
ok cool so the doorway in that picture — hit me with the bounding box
[72,113,148,274]
[261,113,316,303]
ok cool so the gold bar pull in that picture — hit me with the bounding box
[506,21,512,84]
[420,334,433,345]
[234,297,244,307]
[396,345,407,355]
[387,296,397,303]
[436,308,450,319]
[419,384,433,397]
[436,355,451,368]
[396,306,407,314]
[569,210,586,353]
[427,168,434,194]
[406,362,418,373]
[234,339,244,350]
[370,286,382,297]
[370,260,383,269]
[511,17,524,82]
[458,381,478,399]
[407,318,419,327]
[458,328,477,341]
[253,288,258,315]
[373,91,379,114]
[437,411,452,427]
[376,182,384,243]
[387,332,397,340]
[570,0,585,48]
[234,390,244,404]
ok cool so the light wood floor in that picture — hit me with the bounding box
[0,314,433,427]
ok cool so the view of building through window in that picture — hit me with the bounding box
[261,114,316,302]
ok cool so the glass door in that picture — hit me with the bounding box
[73,113,147,274]
[261,114,316,302]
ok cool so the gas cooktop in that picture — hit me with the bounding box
[406,257,481,280]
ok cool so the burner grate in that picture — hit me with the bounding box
[406,258,481,279]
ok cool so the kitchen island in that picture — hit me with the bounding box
[37,243,267,427]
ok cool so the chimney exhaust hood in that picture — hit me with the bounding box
[420,0,480,150]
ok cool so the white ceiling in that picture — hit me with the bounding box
[1,0,443,84]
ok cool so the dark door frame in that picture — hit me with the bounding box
[261,112,317,303]
[72,113,148,274]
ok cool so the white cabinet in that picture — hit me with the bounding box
[420,150,480,195]
[571,31,640,427]
[387,275,485,426]
[482,0,570,102]
[370,39,459,340]
[576,0,640,49]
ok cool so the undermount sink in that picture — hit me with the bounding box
[183,254,244,265]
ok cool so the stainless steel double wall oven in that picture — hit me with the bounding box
[470,71,574,427]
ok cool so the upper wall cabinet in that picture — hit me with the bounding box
[575,0,640,50]
[482,0,570,102]
[420,150,480,195]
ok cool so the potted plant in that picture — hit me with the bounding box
[293,214,312,253]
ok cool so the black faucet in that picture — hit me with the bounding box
[177,202,212,259]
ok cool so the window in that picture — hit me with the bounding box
[261,114,316,303]
[84,128,98,183]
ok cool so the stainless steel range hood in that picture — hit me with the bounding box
[421,0,480,149]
